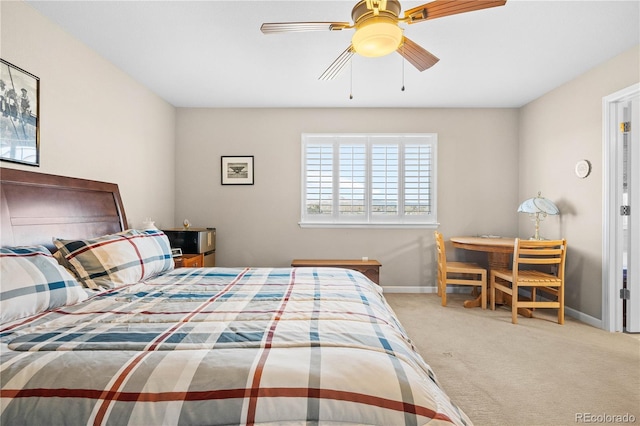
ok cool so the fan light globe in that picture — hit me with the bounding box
[352,18,403,57]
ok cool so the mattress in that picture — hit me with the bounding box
[1,267,471,425]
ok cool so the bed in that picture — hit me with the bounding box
[0,168,471,425]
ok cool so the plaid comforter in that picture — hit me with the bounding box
[1,267,471,425]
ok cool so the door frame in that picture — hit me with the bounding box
[602,83,639,332]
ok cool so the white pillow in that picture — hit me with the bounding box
[0,245,88,323]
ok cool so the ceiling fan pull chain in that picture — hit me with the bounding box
[349,60,354,100]
[401,46,405,92]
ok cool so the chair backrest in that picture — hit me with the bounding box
[434,231,446,262]
[513,238,567,279]
[434,231,447,282]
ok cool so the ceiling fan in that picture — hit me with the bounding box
[261,0,507,80]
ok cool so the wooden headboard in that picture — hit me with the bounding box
[1,168,127,251]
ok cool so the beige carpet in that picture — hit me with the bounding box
[385,293,640,426]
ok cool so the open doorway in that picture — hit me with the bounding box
[603,83,639,333]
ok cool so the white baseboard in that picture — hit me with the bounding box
[381,286,435,293]
[565,305,602,328]
[381,286,603,329]
[381,286,472,294]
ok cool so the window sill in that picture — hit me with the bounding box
[298,222,439,229]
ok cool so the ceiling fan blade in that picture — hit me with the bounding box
[404,0,506,24]
[397,37,439,72]
[261,22,351,34]
[319,45,355,80]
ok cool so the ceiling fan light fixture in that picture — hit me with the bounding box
[365,0,388,15]
[261,0,507,78]
[352,17,403,57]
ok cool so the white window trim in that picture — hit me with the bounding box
[300,133,438,229]
[299,222,441,229]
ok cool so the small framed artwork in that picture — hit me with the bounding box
[0,59,40,166]
[221,155,254,185]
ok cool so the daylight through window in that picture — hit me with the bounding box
[301,133,437,227]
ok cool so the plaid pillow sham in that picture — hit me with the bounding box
[0,245,89,323]
[53,229,174,290]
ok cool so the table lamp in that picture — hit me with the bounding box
[517,191,559,240]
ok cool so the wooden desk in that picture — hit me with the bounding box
[450,237,516,309]
[291,259,381,285]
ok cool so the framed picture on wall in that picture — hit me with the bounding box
[221,155,254,185]
[0,59,40,167]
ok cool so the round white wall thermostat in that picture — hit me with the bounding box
[575,160,591,178]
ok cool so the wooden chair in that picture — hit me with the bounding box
[490,239,567,324]
[434,231,487,309]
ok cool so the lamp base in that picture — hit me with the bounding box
[529,214,543,240]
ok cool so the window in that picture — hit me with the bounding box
[301,133,437,227]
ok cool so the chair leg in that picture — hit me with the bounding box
[490,273,496,311]
[480,272,487,310]
[531,288,537,313]
[558,284,565,325]
[441,281,447,307]
[511,283,518,324]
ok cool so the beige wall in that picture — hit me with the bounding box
[5,0,639,319]
[518,46,640,320]
[1,1,176,229]
[176,108,520,289]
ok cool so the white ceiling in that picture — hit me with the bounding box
[27,0,640,108]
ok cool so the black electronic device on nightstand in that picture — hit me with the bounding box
[163,227,216,267]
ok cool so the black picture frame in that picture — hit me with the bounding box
[0,59,40,167]
[221,155,254,185]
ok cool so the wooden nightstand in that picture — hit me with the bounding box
[174,253,204,268]
[291,259,381,284]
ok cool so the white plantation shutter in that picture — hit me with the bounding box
[339,141,366,217]
[404,143,433,215]
[305,142,333,217]
[372,142,399,216]
[302,133,437,227]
